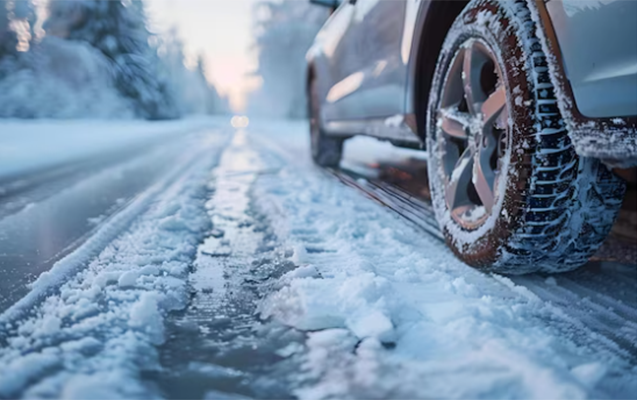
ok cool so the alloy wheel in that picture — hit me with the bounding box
[436,39,509,229]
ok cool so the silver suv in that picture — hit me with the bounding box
[306,0,637,274]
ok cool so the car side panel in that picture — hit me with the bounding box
[307,2,357,123]
[322,0,408,121]
[546,0,637,118]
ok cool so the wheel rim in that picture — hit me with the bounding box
[436,39,509,229]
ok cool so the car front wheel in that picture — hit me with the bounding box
[426,0,626,274]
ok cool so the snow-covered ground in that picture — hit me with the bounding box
[0,117,221,180]
[0,119,635,399]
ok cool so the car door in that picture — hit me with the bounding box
[323,0,409,122]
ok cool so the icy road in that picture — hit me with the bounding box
[0,118,635,399]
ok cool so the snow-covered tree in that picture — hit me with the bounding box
[0,1,19,63]
[44,0,179,119]
[156,28,227,116]
[195,55,227,115]
[247,0,328,119]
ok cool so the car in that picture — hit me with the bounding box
[306,0,637,274]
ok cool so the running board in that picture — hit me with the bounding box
[324,116,422,145]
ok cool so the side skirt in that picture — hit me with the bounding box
[323,116,422,147]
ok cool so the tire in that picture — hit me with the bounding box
[426,0,626,274]
[308,78,344,167]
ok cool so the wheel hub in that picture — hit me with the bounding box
[436,39,509,229]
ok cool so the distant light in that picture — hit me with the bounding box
[231,115,249,129]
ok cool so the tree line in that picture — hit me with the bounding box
[0,0,226,119]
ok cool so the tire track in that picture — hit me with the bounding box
[327,163,637,366]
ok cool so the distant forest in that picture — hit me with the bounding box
[0,0,227,119]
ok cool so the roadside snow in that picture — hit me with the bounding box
[0,116,225,180]
[0,37,130,120]
[250,127,637,399]
[0,132,227,398]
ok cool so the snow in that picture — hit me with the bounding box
[0,116,223,180]
[384,114,403,128]
[525,0,637,167]
[561,0,616,18]
[248,121,636,399]
[0,127,228,398]
[0,119,634,398]
[0,37,131,119]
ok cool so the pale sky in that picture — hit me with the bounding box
[146,0,261,112]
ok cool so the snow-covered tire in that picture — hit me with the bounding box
[426,0,626,274]
[309,79,344,167]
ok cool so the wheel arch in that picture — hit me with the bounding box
[408,0,470,143]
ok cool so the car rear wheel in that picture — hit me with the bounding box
[426,0,626,274]
[309,78,344,167]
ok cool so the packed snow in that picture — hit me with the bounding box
[248,123,636,399]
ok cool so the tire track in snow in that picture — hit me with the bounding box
[0,137,199,314]
[0,135,183,220]
[0,130,229,399]
[331,165,637,365]
[151,130,304,399]
[247,127,637,399]
[0,132,223,326]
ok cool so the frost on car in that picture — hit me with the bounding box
[306,0,637,274]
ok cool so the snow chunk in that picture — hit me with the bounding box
[128,292,164,345]
[384,114,403,128]
[571,362,607,389]
[348,310,394,343]
[118,270,139,288]
[61,372,130,400]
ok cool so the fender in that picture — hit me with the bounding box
[404,0,469,141]
[528,0,637,167]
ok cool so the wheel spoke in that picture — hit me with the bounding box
[445,146,475,211]
[462,41,488,115]
[473,135,498,213]
[438,108,470,139]
[440,48,466,108]
[481,85,507,126]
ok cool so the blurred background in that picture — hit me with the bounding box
[0,0,330,120]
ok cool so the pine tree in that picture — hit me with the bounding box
[0,1,18,61]
[45,0,179,119]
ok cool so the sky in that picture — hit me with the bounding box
[146,0,261,112]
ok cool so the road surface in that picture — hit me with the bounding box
[0,118,635,399]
